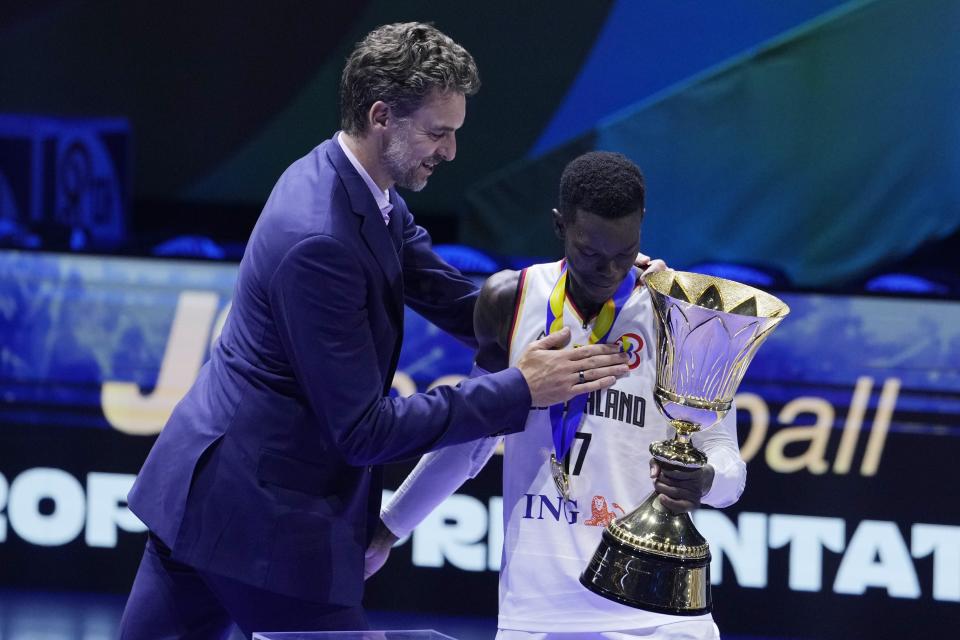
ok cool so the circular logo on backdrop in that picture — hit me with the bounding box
[617,333,645,369]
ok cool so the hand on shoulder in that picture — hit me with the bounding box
[634,252,671,279]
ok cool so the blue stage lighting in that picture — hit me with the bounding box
[152,235,225,260]
[864,273,950,296]
[434,244,499,274]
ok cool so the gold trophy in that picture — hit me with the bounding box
[580,270,789,614]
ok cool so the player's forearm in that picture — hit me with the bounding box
[700,449,746,508]
[381,434,499,538]
[694,410,746,508]
[380,364,502,537]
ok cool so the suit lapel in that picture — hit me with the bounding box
[325,138,404,318]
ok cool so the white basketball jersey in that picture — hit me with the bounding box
[498,261,715,633]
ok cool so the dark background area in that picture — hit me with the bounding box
[0,0,613,249]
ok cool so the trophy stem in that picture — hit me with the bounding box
[649,420,707,468]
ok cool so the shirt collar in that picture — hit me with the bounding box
[337,132,393,224]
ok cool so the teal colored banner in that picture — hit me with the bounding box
[465,0,960,287]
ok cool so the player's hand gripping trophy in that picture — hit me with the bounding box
[580,270,789,614]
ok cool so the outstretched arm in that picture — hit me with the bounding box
[270,236,532,466]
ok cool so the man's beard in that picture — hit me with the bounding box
[383,121,436,192]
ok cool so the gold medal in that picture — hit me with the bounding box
[550,453,572,502]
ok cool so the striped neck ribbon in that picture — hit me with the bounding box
[545,261,636,462]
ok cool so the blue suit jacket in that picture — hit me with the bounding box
[127,137,531,605]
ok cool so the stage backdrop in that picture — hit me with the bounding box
[0,249,957,638]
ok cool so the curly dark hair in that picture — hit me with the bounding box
[559,151,645,221]
[339,22,480,135]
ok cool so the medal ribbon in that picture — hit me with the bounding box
[546,261,636,462]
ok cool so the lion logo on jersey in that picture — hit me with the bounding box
[583,495,626,527]
[615,333,644,370]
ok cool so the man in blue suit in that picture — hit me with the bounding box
[120,22,630,637]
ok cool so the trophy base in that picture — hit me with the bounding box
[580,528,712,615]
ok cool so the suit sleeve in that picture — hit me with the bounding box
[399,208,480,349]
[693,401,746,508]
[268,234,530,466]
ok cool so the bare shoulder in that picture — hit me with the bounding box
[479,269,521,308]
[474,269,522,366]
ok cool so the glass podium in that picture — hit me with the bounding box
[253,632,457,640]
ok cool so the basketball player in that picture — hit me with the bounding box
[367,152,746,639]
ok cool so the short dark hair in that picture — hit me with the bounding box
[559,151,645,221]
[339,22,481,135]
